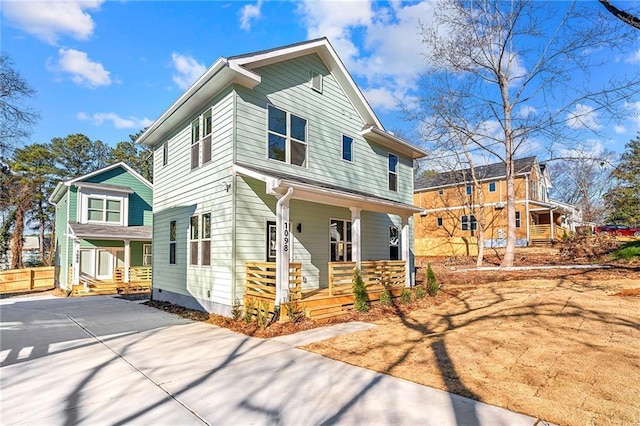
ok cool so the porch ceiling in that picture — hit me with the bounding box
[68,223,152,241]
[234,163,422,216]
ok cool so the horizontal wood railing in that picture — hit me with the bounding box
[245,262,302,302]
[530,224,554,240]
[114,266,152,283]
[328,260,406,296]
[0,267,55,293]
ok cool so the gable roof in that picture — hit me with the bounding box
[136,38,426,159]
[49,162,152,204]
[415,156,539,191]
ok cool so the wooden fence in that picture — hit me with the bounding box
[114,266,152,283]
[328,260,406,296]
[0,266,55,294]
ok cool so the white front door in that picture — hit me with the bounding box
[96,249,114,280]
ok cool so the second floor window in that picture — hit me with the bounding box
[466,185,473,196]
[388,153,398,191]
[191,118,200,170]
[162,141,169,166]
[88,197,121,224]
[342,135,353,162]
[488,182,496,192]
[461,215,477,231]
[268,105,307,167]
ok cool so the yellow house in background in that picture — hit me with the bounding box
[413,156,583,256]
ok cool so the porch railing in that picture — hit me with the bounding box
[114,266,152,283]
[530,224,554,241]
[244,262,302,302]
[328,260,406,296]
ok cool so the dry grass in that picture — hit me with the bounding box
[303,270,640,426]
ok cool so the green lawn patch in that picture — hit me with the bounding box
[611,240,640,261]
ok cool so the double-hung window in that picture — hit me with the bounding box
[388,153,398,191]
[189,215,199,265]
[202,110,212,164]
[515,211,521,228]
[87,197,121,224]
[342,135,354,162]
[461,215,477,231]
[201,213,211,266]
[488,182,496,192]
[267,105,307,167]
[191,118,200,170]
[169,220,177,265]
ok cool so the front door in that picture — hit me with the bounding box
[96,249,114,280]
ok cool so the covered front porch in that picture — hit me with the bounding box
[245,260,408,320]
[68,223,152,295]
[235,163,422,320]
[528,201,576,244]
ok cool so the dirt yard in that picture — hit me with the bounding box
[304,261,640,426]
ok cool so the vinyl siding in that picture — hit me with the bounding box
[54,191,69,287]
[234,54,414,204]
[83,166,153,226]
[151,87,235,309]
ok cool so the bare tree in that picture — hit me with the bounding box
[599,0,640,30]
[0,54,38,156]
[412,0,640,267]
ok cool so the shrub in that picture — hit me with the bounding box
[399,288,413,304]
[426,263,439,296]
[352,268,370,312]
[243,298,256,323]
[256,301,269,329]
[379,288,392,306]
[415,286,426,299]
[231,298,242,321]
[283,299,306,323]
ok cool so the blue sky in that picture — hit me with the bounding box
[2,0,640,161]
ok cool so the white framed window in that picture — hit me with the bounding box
[310,70,323,93]
[201,213,211,266]
[267,104,308,167]
[437,217,443,227]
[143,244,152,266]
[489,182,496,192]
[438,188,444,196]
[342,134,354,162]
[189,215,199,266]
[515,211,521,228]
[388,153,398,192]
[169,220,177,265]
[202,109,212,164]
[389,226,399,260]
[330,219,352,262]
[85,195,123,225]
[466,185,473,196]
[191,118,200,170]
[461,215,477,231]
[162,141,169,167]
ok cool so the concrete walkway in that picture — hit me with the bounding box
[0,295,543,425]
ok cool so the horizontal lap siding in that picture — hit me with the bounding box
[235,54,414,205]
[84,166,153,226]
[54,193,69,287]
[152,88,235,307]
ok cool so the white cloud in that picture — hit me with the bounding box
[3,0,103,44]
[239,0,263,31]
[614,124,626,134]
[54,48,111,88]
[171,53,206,90]
[566,104,603,130]
[625,49,640,64]
[77,112,153,129]
[516,105,538,119]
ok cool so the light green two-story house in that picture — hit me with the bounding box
[49,162,153,290]
[138,38,426,316]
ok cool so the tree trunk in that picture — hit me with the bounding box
[501,150,517,267]
[10,201,26,269]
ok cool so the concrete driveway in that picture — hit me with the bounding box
[0,295,541,425]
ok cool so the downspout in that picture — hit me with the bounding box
[274,187,294,315]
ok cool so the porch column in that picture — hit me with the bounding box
[550,210,555,241]
[72,238,80,285]
[275,188,294,307]
[401,215,411,288]
[350,207,362,269]
[124,240,131,284]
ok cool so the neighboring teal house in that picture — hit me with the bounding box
[138,38,427,317]
[49,162,153,290]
